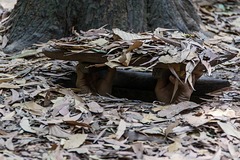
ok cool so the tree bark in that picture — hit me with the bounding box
[3,0,202,54]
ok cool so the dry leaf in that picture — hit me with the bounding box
[143,155,169,160]
[211,147,221,160]
[168,140,181,152]
[113,28,150,40]
[185,60,199,84]
[54,145,64,160]
[106,52,133,67]
[63,114,82,122]
[141,127,163,134]
[69,147,89,154]
[132,143,144,159]
[207,109,236,118]
[125,41,143,53]
[1,35,8,49]
[87,101,103,113]
[10,89,20,103]
[1,111,15,121]
[74,99,88,113]
[49,125,72,138]
[228,142,238,160]
[201,60,211,75]
[0,74,15,83]
[182,113,211,127]
[158,54,181,64]
[20,117,36,133]
[169,154,185,160]
[13,101,46,116]
[90,38,108,46]
[14,78,26,85]
[64,134,88,149]
[103,138,129,148]
[217,122,240,139]
[0,83,19,89]
[0,130,7,135]
[165,120,180,137]
[52,99,70,117]
[141,113,165,123]
[5,137,14,151]
[158,101,199,118]
[0,154,4,160]
[116,119,127,139]
[170,78,179,103]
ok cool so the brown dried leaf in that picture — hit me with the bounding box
[185,60,199,84]
[170,78,179,103]
[63,134,88,149]
[20,117,36,133]
[141,113,165,123]
[158,54,180,63]
[63,114,82,122]
[201,60,211,75]
[49,125,72,138]
[0,130,7,135]
[207,109,236,119]
[125,41,143,53]
[69,147,89,154]
[0,74,15,83]
[93,128,107,143]
[103,138,130,148]
[169,154,186,160]
[141,127,163,134]
[52,99,70,117]
[168,64,183,83]
[132,143,144,159]
[211,147,221,160]
[1,35,8,49]
[0,139,5,149]
[13,101,46,116]
[5,137,14,151]
[167,139,181,152]
[90,38,108,47]
[87,101,103,113]
[217,122,240,139]
[64,121,91,128]
[143,155,169,160]
[158,101,199,118]
[1,111,15,121]
[182,113,211,127]
[54,145,64,160]
[113,28,150,40]
[228,142,238,160]
[0,83,19,89]
[116,119,127,140]
[106,52,133,67]
[165,120,180,137]
[10,89,20,103]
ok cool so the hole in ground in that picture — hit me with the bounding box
[51,70,230,103]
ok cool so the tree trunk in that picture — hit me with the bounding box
[3,0,202,54]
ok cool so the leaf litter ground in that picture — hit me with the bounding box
[0,0,239,159]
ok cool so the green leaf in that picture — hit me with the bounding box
[218,4,226,11]
[90,48,107,54]
[3,49,39,60]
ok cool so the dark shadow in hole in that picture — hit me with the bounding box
[52,70,230,103]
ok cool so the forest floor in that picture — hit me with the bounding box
[0,0,239,160]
